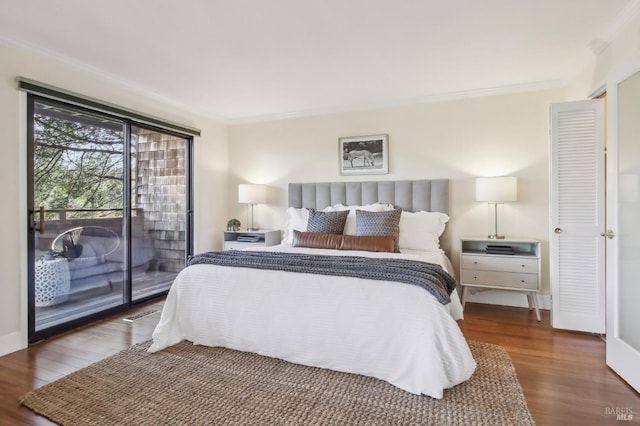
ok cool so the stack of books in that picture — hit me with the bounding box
[485,245,515,255]
[237,236,261,243]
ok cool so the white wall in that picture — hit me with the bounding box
[228,89,565,308]
[0,43,229,356]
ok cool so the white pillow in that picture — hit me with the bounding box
[322,204,347,212]
[282,207,309,245]
[398,211,449,252]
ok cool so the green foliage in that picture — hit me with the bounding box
[34,111,125,218]
[227,218,241,231]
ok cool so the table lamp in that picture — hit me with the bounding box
[238,184,267,231]
[475,176,517,239]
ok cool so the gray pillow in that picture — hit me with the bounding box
[306,209,349,234]
[356,208,402,252]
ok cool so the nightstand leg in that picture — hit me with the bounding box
[530,292,541,322]
[460,286,467,310]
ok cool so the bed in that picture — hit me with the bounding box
[149,180,476,399]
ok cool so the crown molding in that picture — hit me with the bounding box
[226,80,565,125]
[0,35,567,126]
[600,0,640,43]
[0,35,229,125]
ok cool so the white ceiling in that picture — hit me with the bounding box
[0,0,637,123]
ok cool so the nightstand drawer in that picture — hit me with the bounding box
[461,269,538,290]
[462,255,538,274]
[223,242,262,250]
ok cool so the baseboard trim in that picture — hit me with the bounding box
[0,331,27,357]
[464,288,551,310]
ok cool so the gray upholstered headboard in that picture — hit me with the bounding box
[288,179,451,254]
[288,179,449,214]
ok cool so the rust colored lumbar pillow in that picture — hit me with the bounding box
[292,230,342,250]
[292,230,395,253]
[339,235,396,253]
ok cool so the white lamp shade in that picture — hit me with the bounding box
[476,177,517,202]
[238,184,267,204]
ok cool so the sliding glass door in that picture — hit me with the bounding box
[27,96,192,342]
[130,126,189,301]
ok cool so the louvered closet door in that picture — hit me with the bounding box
[550,99,605,333]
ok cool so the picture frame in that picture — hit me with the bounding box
[339,134,389,175]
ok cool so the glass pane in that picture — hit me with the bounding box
[617,70,640,351]
[130,126,187,301]
[33,99,126,331]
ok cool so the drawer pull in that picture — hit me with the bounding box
[521,280,525,283]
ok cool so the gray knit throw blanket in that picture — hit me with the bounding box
[188,250,457,305]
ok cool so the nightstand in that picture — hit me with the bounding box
[223,230,281,250]
[460,237,541,321]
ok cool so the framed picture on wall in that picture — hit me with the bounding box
[339,134,389,175]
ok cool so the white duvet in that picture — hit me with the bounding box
[149,245,476,398]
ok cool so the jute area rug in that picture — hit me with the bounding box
[21,340,535,426]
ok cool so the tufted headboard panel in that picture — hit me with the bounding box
[288,179,449,214]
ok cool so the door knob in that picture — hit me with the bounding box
[601,229,615,239]
[554,228,563,234]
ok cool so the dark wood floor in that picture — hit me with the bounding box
[458,304,639,425]
[1,302,638,425]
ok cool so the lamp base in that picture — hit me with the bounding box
[486,203,507,241]
[246,204,259,232]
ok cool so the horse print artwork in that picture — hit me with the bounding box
[347,149,375,167]
[339,134,389,175]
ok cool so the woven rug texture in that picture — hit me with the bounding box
[21,340,535,425]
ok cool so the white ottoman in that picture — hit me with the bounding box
[35,257,71,307]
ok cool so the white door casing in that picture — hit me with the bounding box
[549,99,606,333]
[605,62,640,393]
